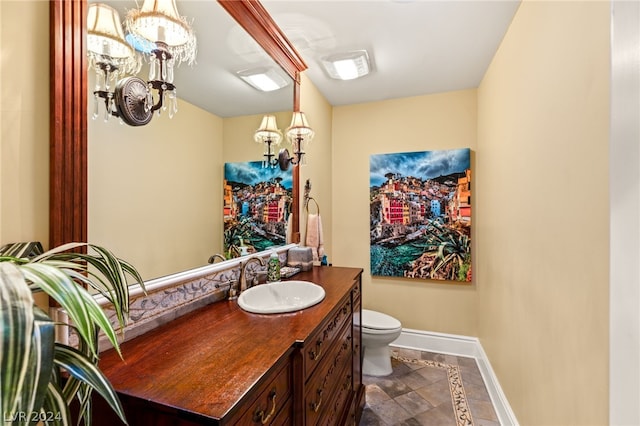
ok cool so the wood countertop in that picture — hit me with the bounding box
[97,266,363,423]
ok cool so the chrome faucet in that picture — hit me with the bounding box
[208,253,226,264]
[239,256,266,294]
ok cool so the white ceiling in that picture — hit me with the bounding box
[104,0,521,117]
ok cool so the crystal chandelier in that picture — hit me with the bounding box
[254,115,283,168]
[87,0,196,126]
[278,112,315,170]
[124,0,197,120]
[87,3,140,122]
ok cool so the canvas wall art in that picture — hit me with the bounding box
[223,162,292,258]
[369,148,472,283]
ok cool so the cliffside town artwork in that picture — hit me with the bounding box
[223,162,292,259]
[370,148,472,283]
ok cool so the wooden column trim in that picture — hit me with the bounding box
[218,0,307,81]
[50,0,87,248]
[292,75,301,243]
[219,0,307,243]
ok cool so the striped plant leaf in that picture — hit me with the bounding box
[0,263,34,423]
[19,264,119,358]
[0,268,56,426]
[1,242,142,426]
[33,243,145,332]
[53,344,127,425]
[42,381,71,426]
[21,307,56,425]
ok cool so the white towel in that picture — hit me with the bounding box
[305,213,325,264]
[285,213,293,245]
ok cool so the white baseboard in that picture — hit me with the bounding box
[391,328,519,426]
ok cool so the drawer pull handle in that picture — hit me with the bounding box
[343,375,352,391]
[253,389,277,424]
[311,389,323,413]
[309,341,323,360]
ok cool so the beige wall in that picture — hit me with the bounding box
[0,0,49,248]
[0,0,49,308]
[331,90,479,335]
[477,1,610,424]
[299,73,334,258]
[223,111,290,163]
[89,101,223,281]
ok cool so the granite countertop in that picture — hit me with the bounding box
[97,266,363,422]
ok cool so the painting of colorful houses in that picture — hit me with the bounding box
[223,162,292,258]
[369,148,472,283]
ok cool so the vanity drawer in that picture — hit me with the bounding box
[317,362,353,426]
[303,322,353,426]
[302,296,352,379]
[351,280,361,304]
[230,355,292,425]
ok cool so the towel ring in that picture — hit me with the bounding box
[305,197,320,214]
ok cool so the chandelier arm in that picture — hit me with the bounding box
[93,62,121,119]
[147,80,176,112]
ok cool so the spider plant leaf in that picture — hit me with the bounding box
[42,381,71,426]
[53,344,127,425]
[23,307,56,425]
[75,384,94,426]
[0,273,56,426]
[28,242,86,263]
[19,264,121,358]
[1,263,35,420]
[34,244,145,332]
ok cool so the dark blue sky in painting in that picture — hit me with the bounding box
[369,148,471,187]
[224,161,293,189]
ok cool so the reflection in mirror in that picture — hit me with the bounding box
[87,0,294,281]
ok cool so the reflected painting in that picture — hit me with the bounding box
[224,162,292,258]
[370,148,472,283]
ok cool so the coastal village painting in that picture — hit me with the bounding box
[223,162,292,258]
[369,148,472,283]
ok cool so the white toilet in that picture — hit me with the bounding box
[361,309,402,376]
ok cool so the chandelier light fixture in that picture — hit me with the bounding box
[254,115,283,168]
[87,3,140,122]
[87,0,197,126]
[278,111,315,170]
[125,0,197,120]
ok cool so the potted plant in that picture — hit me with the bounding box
[0,242,144,426]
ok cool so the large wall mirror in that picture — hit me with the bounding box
[50,0,306,282]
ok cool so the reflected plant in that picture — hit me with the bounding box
[223,217,253,258]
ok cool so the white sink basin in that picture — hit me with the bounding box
[238,280,325,314]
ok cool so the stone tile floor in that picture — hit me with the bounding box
[360,348,499,426]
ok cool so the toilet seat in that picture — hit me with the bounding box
[362,309,402,332]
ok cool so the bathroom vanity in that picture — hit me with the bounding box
[92,266,364,425]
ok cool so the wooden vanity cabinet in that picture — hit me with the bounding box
[292,274,364,425]
[91,267,364,426]
[350,280,365,425]
[225,351,293,425]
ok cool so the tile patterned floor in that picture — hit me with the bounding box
[360,348,499,426]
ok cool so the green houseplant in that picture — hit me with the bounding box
[0,242,144,426]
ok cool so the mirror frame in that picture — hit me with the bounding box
[49,0,307,251]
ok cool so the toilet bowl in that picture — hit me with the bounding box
[361,309,402,376]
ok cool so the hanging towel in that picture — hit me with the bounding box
[305,213,325,264]
[285,213,293,245]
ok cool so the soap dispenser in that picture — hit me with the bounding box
[267,251,281,282]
